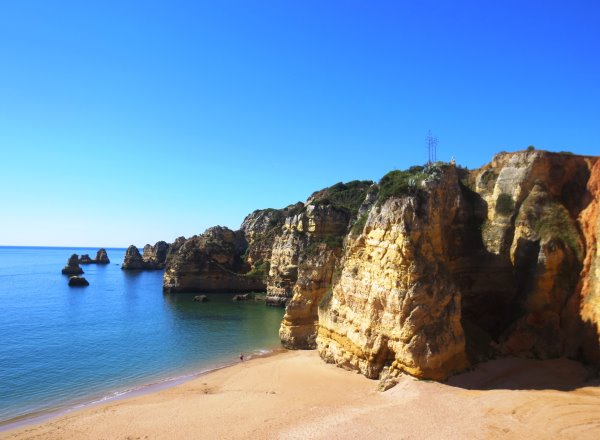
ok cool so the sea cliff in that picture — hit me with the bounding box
[161,149,600,381]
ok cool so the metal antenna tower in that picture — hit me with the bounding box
[426,130,438,164]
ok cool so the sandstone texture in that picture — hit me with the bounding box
[275,181,375,348]
[313,151,600,381]
[153,149,600,382]
[316,168,469,380]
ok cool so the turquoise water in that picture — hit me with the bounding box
[0,246,284,426]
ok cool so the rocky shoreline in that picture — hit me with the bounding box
[110,149,600,383]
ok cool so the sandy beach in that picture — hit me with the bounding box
[2,350,600,440]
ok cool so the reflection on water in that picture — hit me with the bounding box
[0,247,284,425]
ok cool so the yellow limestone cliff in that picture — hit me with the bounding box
[310,151,600,381]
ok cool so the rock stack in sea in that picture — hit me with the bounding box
[79,254,93,264]
[68,276,89,287]
[121,239,184,270]
[121,246,147,270]
[61,254,84,275]
[95,248,110,264]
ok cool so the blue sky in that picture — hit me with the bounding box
[0,0,598,247]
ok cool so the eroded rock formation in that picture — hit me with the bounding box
[61,254,84,275]
[95,248,110,264]
[142,241,170,268]
[122,240,183,270]
[317,168,469,380]
[163,226,264,292]
[79,254,93,264]
[314,151,600,381]
[274,181,375,347]
[162,207,294,293]
[154,149,600,382]
[121,245,146,270]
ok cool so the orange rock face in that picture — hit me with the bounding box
[579,158,600,363]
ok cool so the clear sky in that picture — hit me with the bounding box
[0,0,598,247]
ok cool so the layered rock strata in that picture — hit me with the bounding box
[274,181,375,347]
[316,167,469,380]
[314,151,600,381]
[153,149,600,382]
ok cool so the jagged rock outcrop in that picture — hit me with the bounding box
[121,245,146,270]
[79,254,93,264]
[163,226,265,292]
[95,248,110,264]
[241,207,295,267]
[313,151,600,381]
[274,181,375,348]
[122,239,183,270]
[166,237,186,264]
[142,241,170,268]
[78,249,110,264]
[162,207,294,294]
[61,254,84,275]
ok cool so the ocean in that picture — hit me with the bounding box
[0,246,284,427]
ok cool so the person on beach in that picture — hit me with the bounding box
[240,352,244,362]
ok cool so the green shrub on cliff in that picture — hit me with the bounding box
[311,180,373,215]
[350,213,368,236]
[377,166,429,204]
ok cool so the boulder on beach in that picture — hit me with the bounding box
[68,276,89,287]
[232,293,253,302]
[193,295,209,302]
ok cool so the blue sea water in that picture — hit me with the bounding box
[0,246,284,426]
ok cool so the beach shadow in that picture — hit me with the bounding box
[445,356,599,391]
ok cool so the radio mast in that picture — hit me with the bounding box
[426,130,438,165]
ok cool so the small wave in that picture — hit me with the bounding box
[0,347,285,433]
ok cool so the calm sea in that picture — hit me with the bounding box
[0,246,284,427]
